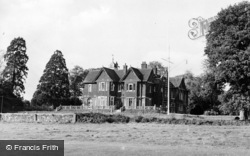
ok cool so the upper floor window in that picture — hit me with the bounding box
[118,84,123,92]
[171,91,174,99]
[126,83,135,91]
[88,84,92,92]
[111,83,115,91]
[99,82,105,91]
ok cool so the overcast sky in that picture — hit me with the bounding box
[0,0,244,100]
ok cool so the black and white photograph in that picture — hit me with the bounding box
[0,0,250,155]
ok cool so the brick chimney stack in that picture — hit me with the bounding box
[123,64,128,74]
[141,61,147,69]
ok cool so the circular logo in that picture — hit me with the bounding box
[6,145,12,150]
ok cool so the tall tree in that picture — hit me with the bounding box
[0,50,5,74]
[148,61,166,75]
[2,37,29,97]
[205,2,250,114]
[31,50,70,107]
[69,65,88,98]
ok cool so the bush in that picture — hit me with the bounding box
[204,109,219,116]
[76,113,130,123]
[112,114,130,123]
[134,116,144,123]
[141,117,149,123]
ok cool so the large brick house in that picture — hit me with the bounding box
[81,62,188,113]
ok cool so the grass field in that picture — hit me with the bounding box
[1,122,250,156]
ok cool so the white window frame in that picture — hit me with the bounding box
[88,84,92,92]
[118,84,121,92]
[128,98,133,106]
[99,82,105,91]
[111,83,115,91]
[127,83,135,92]
[106,82,109,91]
[110,97,114,106]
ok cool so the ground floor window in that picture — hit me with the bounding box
[110,97,114,106]
[128,98,133,106]
[97,96,107,106]
[179,105,183,111]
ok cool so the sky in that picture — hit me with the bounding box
[0,0,245,100]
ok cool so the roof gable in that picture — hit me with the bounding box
[170,77,186,89]
[121,67,142,81]
[95,67,120,82]
[140,69,153,82]
[83,70,100,83]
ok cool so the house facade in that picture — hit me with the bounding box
[81,62,188,113]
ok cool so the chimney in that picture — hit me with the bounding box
[141,61,147,69]
[123,64,128,74]
[153,65,157,75]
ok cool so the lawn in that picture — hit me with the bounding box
[0,122,250,156]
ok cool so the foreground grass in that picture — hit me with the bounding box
[1,122,250,156]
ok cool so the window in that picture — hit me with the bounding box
[111,83,115,91]
[179,105,183,111]
[127,83,135,91]
[110,97,114,106]
[99,82,105,91]
[128,98,133,106]
[118,84,121,92]
[106,82,109,91]
[171,91,174,99]
[149,85,151,93]
[118,84,124,92]
[179,92,183,100]
[99,96,107,106]
[88,84,92,92]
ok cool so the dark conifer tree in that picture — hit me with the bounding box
[31,50,70,107]
[2,37,29,97]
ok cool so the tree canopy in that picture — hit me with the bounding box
[205,1,250,111]
[2,37,29,97]
[69,65,88,98]
[31,50,70,107]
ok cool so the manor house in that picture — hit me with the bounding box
[81,62,188,113]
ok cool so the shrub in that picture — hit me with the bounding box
[148,117,158,122]
[76,113,130,124]
[112,114,130,123]
[141,117,149,123]
[134,116,144,123]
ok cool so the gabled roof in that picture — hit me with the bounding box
[115,70,126,79]
[83,70,100,83]
[131,67,143,80]
[170,77,184,88]
[140,69,153,81]
[83,66,157,84]
[120,67,143,81]
[102,67,120,81]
